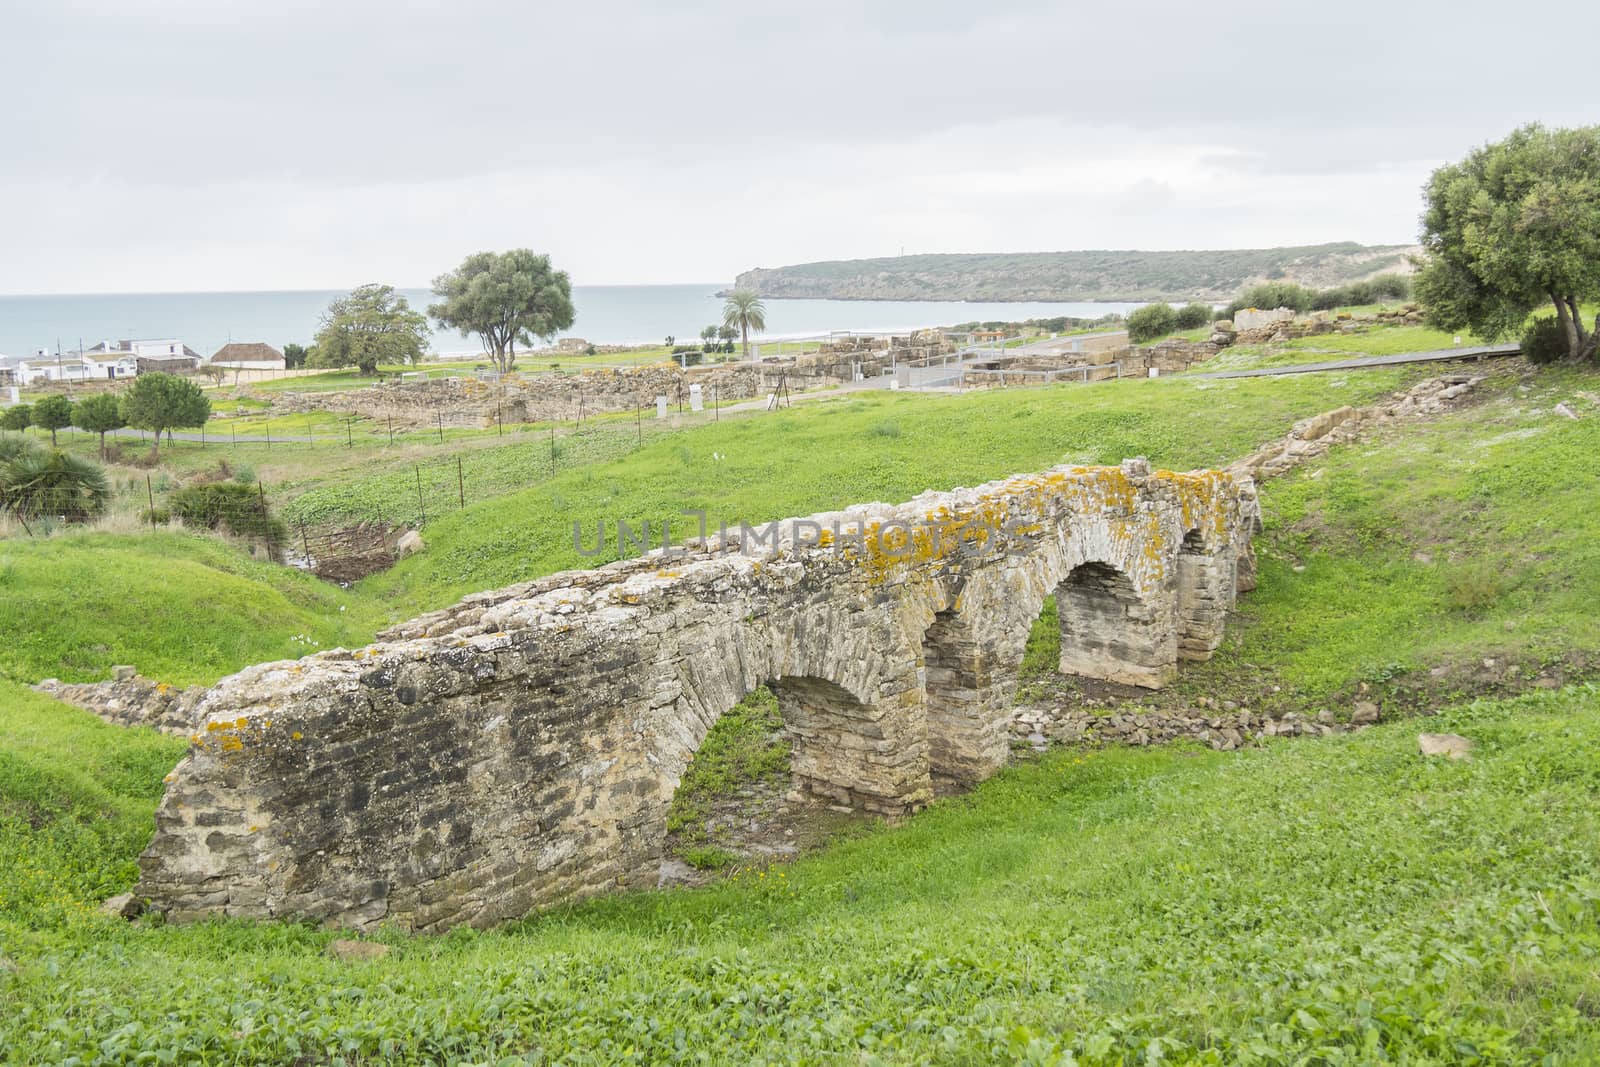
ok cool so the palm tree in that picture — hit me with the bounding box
[1,448,109,523]
[722,289,767,360]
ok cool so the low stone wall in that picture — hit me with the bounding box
[1012,703,1374,751]
[34,670,207,736]
[273,352,896,427]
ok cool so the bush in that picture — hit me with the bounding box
[1521,316,1569,364]
[1368,273,1412,301]
[1226,282,1317,318]
[169,482,287,548]
[0,449,110,522]
[1174,303,1215,330]
[1127,303,1180,343]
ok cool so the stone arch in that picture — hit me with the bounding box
[1056,559,1178,689]
[661,606,934,825]
[1175,527,1234,662]
[916,546,1067,790]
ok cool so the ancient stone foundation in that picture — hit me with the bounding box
[138,459,1255,930]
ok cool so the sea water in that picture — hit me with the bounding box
[0,285,1140,360]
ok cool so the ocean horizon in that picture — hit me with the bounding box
[0,285,1141,361]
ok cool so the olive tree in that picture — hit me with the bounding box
[429,250,576,374]
[311,284,430,375]
[1415,123,1600,362]
[32,394,74,446]
[72,392,126,456]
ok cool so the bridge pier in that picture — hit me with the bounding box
[920,608,1015,789]
[1176,532,1236,661]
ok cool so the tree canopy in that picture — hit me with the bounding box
[31,395,74,446]
[1127,303,1179,343]
[72,392,126,455]
[429,250,575,374]
[311,284,430,375]
[123,373,210,455]
[1,403,32,433]
[1415,123,1600,362]
[722,290,767,359]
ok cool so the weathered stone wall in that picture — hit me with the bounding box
[274,352,898,428]
[34,669,206,736]
[138,459,1253,930]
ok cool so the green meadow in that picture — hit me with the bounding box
[3,336,1599,1063]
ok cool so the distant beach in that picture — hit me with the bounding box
[0,285,1142,361]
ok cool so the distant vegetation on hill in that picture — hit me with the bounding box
[732,243,1419,302]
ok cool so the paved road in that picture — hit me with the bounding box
[1008,330,1129,356]
[1187,343,1520,380]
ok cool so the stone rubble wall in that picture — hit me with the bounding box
[269,350,906,428]
[1011,704,1372,751]
[137,459,1254,931]
[34,670,207,736]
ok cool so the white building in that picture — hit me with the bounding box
[210,342,287,371]
[14,352,139,385]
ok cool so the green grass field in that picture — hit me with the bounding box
[2,686,1597,1063]
[4,350,1600,1063]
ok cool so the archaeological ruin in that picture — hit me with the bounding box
[136,458,1256,930]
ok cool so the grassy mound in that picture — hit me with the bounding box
[0,684,184,929]
[0,529,381,687]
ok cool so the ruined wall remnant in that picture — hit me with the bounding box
[138,459,1255,930]
[274,351,900,428]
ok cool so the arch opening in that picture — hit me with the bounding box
[1056,560,1177,689]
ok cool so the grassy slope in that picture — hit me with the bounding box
[0,685,184,929]
[1198,322,1496,373]
[2,688,1597,1063]
[360,370,1418,609]
[4,359,1600,1062]
[0,530,380,687]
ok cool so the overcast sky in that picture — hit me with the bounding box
[2,0,1595,294]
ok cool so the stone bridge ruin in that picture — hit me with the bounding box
[138,459,1256,930]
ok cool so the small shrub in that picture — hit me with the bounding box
[1521,316,1568,364]
[232,462,256,485]
[1446,561,1510,614]
[169,482,287,548]
[681,846,743,871]
[0,449,110,522]
[1174,303,1215,330]
[140,507,172,525]
[1127,303,1180,343]
[868,421,901,439]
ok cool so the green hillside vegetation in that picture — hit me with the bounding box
[3,341,1599,1063]
[3,684,1597,1063]
[358,370,1418,610]
[733,243,1416,302]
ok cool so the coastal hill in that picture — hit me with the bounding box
[732,242,1419,302]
